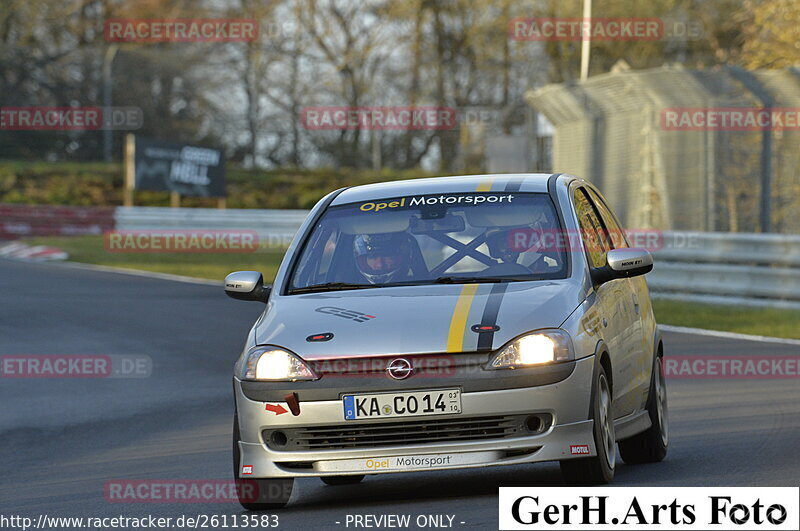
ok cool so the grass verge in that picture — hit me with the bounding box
[651,299,800,340]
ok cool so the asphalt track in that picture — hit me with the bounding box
[2,258,800,530]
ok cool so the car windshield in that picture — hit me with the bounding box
[288,192,568,293]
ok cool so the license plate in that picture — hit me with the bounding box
[343,389,461,420]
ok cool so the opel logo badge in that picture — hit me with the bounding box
[387,358,413,380]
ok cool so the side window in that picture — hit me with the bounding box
[588,189,628,249]
[317,230,339,278]
[573,188,612,269]
[292,224,337,286]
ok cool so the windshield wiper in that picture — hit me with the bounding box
[432,276,540,284]
[290,282,379,294]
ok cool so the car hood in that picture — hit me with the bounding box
[254,281,585,359]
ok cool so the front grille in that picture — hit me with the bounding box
[309,353,490,377]
[264,414,550,451]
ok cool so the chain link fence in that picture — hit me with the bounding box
[526,65,800,234]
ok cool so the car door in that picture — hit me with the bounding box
[572,187,640,418]
[589,188,653,411]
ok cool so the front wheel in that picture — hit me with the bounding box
[619,354,669,464]
[233,415,294,510]
[560,364,615,485]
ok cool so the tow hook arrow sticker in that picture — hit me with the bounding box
[265,403,288,415]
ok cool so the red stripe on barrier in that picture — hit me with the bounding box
[0,204,116,239]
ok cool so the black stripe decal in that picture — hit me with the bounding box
[477,283,507,351]
[474,176,525,350]
[505,176,524,193]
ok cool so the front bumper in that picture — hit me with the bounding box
[235,355,595,478]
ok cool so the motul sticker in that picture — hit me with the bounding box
[570,444,590,455]
[241,465,253,475]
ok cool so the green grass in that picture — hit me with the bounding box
[20,236,800,339]
[652,299,800,340]
[25,235,286,282]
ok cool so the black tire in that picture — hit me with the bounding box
[321,475,365,486]
[619,353,669,464]
[233,415,293,510]
[560,364,615,485]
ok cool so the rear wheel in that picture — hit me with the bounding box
[619,353,669,464]
[560,364,615,485]
[232,415,293,510]
[321,475,365,486]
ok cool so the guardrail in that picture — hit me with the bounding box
[649,232,800,310]
[2,203,798,309]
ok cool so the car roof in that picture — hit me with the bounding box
[330,173,565,205]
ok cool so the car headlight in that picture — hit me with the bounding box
[486,329,573,370]
[241,346,318,381]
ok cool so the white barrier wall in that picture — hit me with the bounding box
[650,232,800,309]
[114,206,309,248]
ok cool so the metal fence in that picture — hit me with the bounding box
[526,65,800,235]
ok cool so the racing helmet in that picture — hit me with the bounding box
[353,232,412,284]
[485,208,555,263]
[485,228,522,264]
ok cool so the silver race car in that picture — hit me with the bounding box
[225,173,668,509]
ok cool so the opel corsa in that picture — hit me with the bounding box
[225,174,669,509]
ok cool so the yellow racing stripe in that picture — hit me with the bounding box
[475,179,493,192]
[446,284,479,352]
[443,178,494,352]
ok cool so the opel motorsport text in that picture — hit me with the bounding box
[224,173,668,509]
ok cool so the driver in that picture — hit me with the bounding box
[483,227,556,275]
[485,228,522,264]
[353,232,414,284]
[483,208,561,274]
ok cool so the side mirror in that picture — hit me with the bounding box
[592,248,654,285]
[224,271,271,303]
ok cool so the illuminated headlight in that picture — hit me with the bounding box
[242,347,318,381]
[486,330,573,370]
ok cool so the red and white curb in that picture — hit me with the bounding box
[0,241,69,261]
